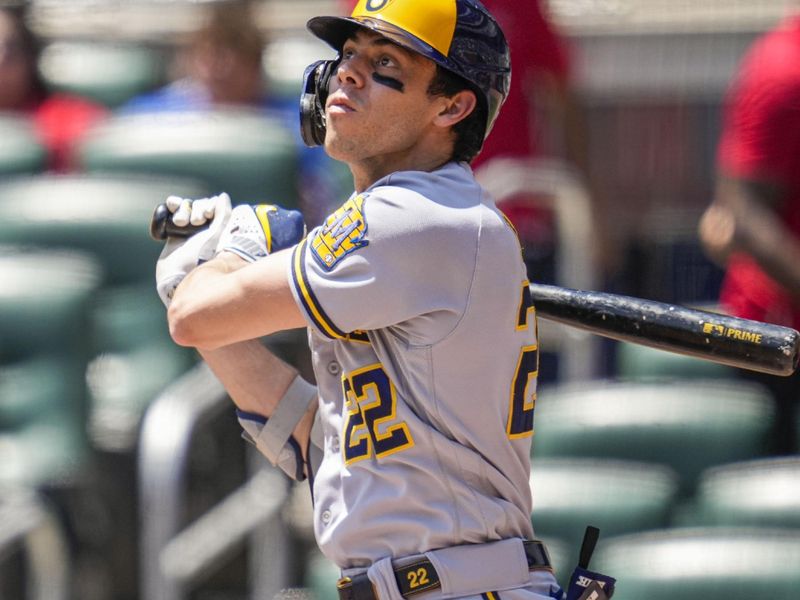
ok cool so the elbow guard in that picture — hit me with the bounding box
[237,375,318,481]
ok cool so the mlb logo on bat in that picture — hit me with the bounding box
[703,323,725,336]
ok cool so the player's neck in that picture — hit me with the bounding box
[349,147,453,193]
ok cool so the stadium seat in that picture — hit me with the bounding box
[0,116,46,177]
[0,247,101,362]
[0,174,209,284]
[78,109,300,207]
[591,528,800,599]
[263,34,335,101]
[305,549,339,600]
[0,248,102,486]
[0,175,205,450]
[615,341,735,380]
[679,456,800,529]
[530,458,679,569]
[38,42,166,108]
[532,379,773,495]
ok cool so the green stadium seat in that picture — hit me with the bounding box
[0,356,75,429]
[0,116,46,177]
[0,249,103,486]
[0,176,205,450]
[591,528,800,600]
[38,42,166,108]
[305,549,339,600]
[0,174,209,285]
[616,341,735,380]
[530,458,679,570]
[78,110,300,207]
[532,380,773,495]
[263,35,335,101]
[679,457,800,529]
[0,247,101,361]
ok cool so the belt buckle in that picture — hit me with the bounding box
[336,576,353,600]
[337,572,376,600]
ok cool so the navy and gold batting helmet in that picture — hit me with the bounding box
[300,0,511,147]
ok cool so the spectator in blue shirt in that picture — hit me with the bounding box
[121,0,345,225]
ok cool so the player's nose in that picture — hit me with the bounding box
[336,56,367,89]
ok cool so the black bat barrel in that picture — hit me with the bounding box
[530,283,800,377]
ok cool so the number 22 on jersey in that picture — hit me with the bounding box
[342,364,415,465]
[507,281,538,438]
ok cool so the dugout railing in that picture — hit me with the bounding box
[0,488,70,600]
[138,361,294,600]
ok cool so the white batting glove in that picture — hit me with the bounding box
[216,204,306,262]
[155,193,233,307]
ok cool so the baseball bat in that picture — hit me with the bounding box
[530,283,800,377]
[149,203,208,241]
[149,203,800,376]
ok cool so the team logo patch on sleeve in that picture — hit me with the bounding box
[311,194,369,270]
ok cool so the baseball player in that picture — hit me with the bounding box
[155,1,574,599]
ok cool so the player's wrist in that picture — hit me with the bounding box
[213,248,254,270]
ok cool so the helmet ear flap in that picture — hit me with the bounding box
[299,58,340,147]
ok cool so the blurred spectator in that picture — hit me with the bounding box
[0,5,107,171]
[698,13,800,455]
[121,0,343,225]
[121,0,265,112]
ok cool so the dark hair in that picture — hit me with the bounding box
[1,6,47,101]
[190,0,266,68]
[426,65,487,164]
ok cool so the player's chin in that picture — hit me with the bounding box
[323,130,360,162]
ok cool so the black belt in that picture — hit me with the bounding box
[336,541,552,600]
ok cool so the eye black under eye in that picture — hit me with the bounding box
[372,72,404,92]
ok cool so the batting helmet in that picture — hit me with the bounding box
[299,0,511,148]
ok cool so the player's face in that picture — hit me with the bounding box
[324,30,446,174]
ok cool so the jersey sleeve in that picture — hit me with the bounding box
[288,191,472,340]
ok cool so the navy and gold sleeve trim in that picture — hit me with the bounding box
[291,238,348,340]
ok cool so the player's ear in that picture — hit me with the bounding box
[432,89,477,129]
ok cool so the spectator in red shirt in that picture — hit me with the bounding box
[0,6,107,172]
[699,14,800,454]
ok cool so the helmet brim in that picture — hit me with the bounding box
[307,15,450,67]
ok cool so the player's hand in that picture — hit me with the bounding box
[155,193,233,307]
[698,203,736,266]
[216,204,306,262]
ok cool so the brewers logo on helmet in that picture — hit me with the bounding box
[299,0,511,147]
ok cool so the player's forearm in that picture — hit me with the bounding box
[199,340,317,453]
[723,178,800,297]
[169,249,304,349]
[734,209,800,297]
[701,177,800,297]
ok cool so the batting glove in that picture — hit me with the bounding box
[155,193,233,307]
[216,204,306,262]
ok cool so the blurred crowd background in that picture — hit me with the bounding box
[1,0,800,599]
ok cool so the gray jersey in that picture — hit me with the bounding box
[288,162,538,569]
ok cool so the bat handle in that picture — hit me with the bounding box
[149,203,211,241]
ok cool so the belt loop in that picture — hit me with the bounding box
[368,556,405,600]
